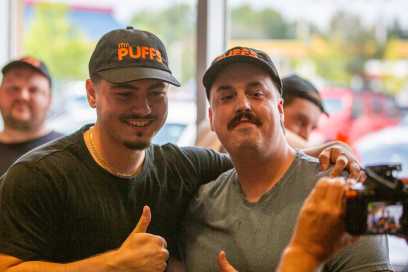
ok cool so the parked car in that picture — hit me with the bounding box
[312,88,401,145]
[353,124,408,271]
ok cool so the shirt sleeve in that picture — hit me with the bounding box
[0,163,60,260]
[323,235,393,272]
[179,146,233,185]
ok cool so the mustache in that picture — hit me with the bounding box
[227,111,262,130]
[11,100,31,109]
[119,114,156,122]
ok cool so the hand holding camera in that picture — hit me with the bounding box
[345,163,408,237]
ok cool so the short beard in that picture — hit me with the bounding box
[123,139,151,150]
[3,115,34,131]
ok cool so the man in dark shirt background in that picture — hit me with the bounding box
[0,56,62,175]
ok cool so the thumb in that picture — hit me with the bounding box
[133,205,151,233]
[218,251,237,272]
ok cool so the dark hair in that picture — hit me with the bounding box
[90,73,102,85]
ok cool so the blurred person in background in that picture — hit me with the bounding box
[282,74,328,144]
[0,57,62,175]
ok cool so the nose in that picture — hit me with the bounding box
[131,96,152,116]
[16,88,30,101]
[235,93,251,112]
[300,126,312,141]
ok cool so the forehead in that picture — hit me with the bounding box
[285,97,322,117]
[101,78,168,89]
[210,62,279,95]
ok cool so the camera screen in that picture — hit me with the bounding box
[367,202,403,234]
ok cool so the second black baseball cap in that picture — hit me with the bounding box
[89,26,180,86]
[282,74,329,116]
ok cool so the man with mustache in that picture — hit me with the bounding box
[0,28,361,272]
[182,47,391,272]
[0,57,62,175]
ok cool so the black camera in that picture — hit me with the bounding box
[345,163,408,236]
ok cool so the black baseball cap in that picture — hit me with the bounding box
[89,26,180,86]
[2,56,52,87]
[203,46,282,99]
[282,74,328,116]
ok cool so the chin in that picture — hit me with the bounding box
[123,139,151,150]
[227,139,261,153]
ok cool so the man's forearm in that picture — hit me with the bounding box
[301,140,351,158]
[276,247,321,272]
[2,250,118,272]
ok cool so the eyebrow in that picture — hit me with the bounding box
[110,82,167,90]
[148,82,167,90]
[246,81,264,89]
[111,83,138,90]
[215,85,234,93]
[215,81,264,92]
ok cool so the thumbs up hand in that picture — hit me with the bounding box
[217,251,238,272]
[111,206,169,272]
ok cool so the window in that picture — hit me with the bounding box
[22,0,198,145]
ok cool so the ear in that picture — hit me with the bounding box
[208,107,215,131]
[278,98,285,122]
[277,98,284,114]
[85,79,97,108]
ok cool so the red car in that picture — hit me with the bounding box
[313,88,401,145]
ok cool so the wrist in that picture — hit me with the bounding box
[104,250,122,272]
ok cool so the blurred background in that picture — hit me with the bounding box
[1,0,408,269]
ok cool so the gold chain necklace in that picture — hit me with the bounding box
[84,126,141,177]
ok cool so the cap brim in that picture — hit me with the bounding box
[98,67,181,87]
[203,56,281,94]
[2,61,47,79]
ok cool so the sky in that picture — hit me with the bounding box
[27,0,408,30]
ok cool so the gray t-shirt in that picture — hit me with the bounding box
[183,152,392,272]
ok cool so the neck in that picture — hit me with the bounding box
[230,140,296,203]
[90,124,145,177]
[0,125,49,144]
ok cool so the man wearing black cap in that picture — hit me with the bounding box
[0,26,233,272]
[0,56,62,175]
[182,47,391,272]
[282,74,328,142]
[0,28,362,271]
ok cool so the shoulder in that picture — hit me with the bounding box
[194,169,236,202]
[148,143,232,172]
[325,235,392,271]
[7,128,87,176]
[151,143,229,161]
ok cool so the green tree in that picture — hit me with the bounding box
[130,4,195,83]
[311,11,383,86]
[230,4,296,39]
[23,3,91,81]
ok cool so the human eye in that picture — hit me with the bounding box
[116,91,131,99]
[150,89,166,97]
[5,85,19,94]
[29,87,41,95]
[221,93,234,101]
[218,90,235,101]
[249,88,265,99]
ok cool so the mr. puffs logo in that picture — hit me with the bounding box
[214,47,258,62]
[117,42,163,64]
